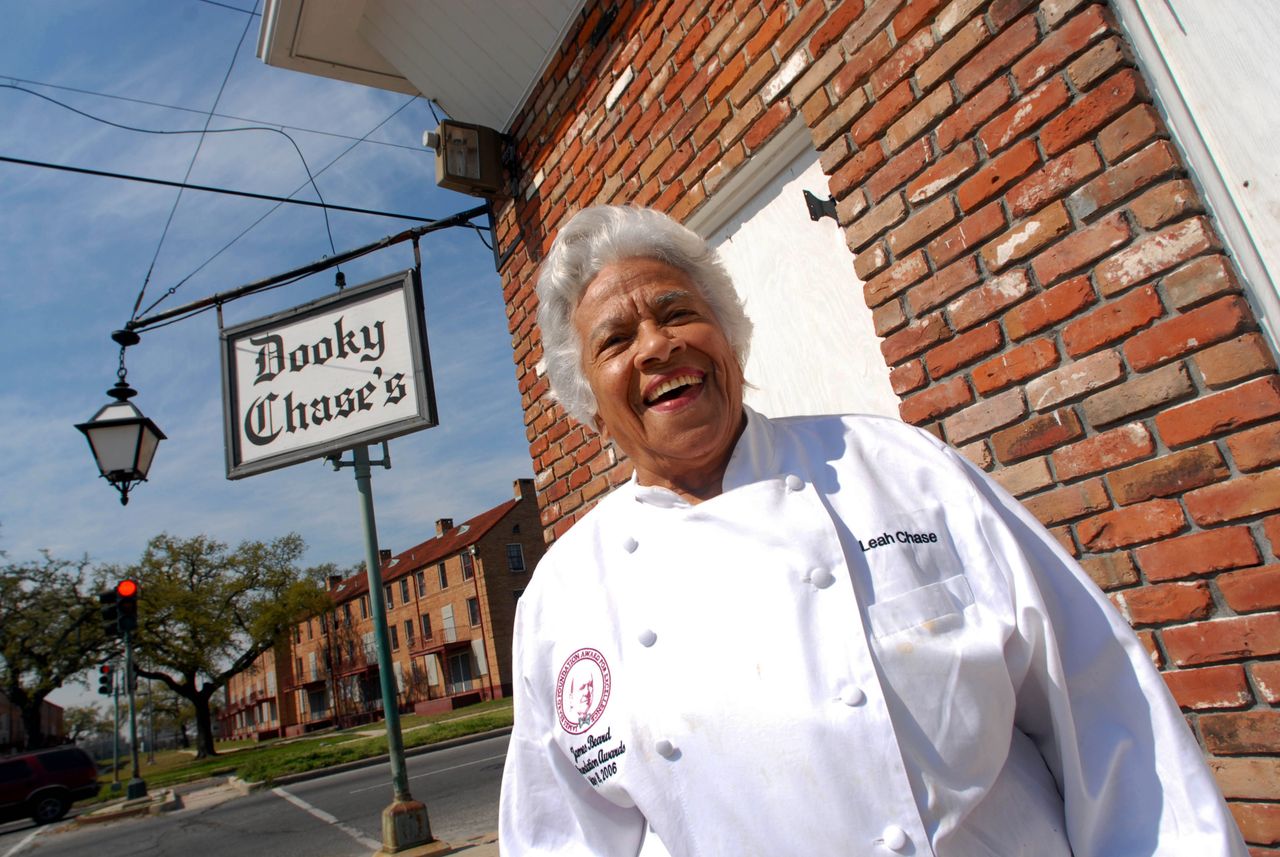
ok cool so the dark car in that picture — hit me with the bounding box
[0,747,100,824]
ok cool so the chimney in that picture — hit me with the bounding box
[379,549,392,563]
[435,517,454,536]
[514,478,534,499]
[327,575,343,592]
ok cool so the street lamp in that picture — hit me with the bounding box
[76,330,165,505]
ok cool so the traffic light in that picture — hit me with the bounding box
[99,590,120,637]
[97,664,113,696]
[116,579,139,633]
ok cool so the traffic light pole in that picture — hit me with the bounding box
[330,444,444,856]
[124,631,147,800]
[111,674,121,791]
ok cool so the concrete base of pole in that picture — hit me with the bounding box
[125,778,147,800]
[376,799,446,855]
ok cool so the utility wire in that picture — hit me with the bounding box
[0,75,424,152]
[193,0,260,13]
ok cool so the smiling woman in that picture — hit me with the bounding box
[498,205,1247,857]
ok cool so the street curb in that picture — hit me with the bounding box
[74,788,180,825]
[253,725,513,789]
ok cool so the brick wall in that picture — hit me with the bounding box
[494,0,1280,847]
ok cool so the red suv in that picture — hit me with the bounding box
[0,747,100,824]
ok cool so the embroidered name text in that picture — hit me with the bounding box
[858,530,939,552]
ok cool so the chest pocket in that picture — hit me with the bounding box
[868,574,974,638]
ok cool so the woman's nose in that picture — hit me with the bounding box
[634,321,679,366]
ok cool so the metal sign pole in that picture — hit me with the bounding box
[124,632,147,799]
[333,443,445,856]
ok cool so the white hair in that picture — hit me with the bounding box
[535,206,752,425]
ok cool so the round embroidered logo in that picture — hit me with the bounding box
[556,648,611,734]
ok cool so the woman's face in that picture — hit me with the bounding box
[571,257,745,496]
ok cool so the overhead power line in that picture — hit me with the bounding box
[0,155,440,223]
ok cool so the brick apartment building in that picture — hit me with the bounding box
[260,1,1279,847]
[221,478,541,740]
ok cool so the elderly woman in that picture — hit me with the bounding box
[499,206,1244,856]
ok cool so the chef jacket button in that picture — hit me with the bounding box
[655,739,677,759]
[809,567,835,589]
[638,629,657,647]
[784,474,804,492]
[839,686,866,707]
[623,536,639,553]
[880,824,908,852]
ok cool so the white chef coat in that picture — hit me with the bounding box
[500,407,1245,856]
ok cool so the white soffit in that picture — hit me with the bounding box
[259,0,586,131]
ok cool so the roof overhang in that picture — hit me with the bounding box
[258,0,586,131]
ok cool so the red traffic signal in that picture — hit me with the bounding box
[116,579,138,598]
[116,580,139,633]
[97,664,113,696]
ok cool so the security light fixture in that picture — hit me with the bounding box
[423,120,504,197]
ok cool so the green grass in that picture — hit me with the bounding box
[87,698,513,798]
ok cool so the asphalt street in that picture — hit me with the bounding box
[0,733,510,857]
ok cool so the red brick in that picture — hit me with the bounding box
[1210,756,1280,801]
[899,375,974,424]
[1227,421,1280,472]
[831,139,886,198]
[1068,140,1181,221]
[1077,498,1186,550]
[1185,469,1280,527]
[1006,275,1095,341]
[954,14,1038,95]
[809,0,867,56]
[1082,362,1193,427]
[871,28,935,97]
[1196,334,1278,390]
[853,80,916,146]
[885,83,954,153]
[1100,217,1221,298]
[1161,664,1252,711]
[1043,69,1146,157]
[1011,4,1115,91]
[948,268,1032,331]
[1201,711,1280,755]
[775,1,827,59]
[1156,376,1280,448]
[1117,580,1213,626]
[981,201,1072,272]
[854,241,890,280]
[1229,801,1280,846]
[1164,254,1241,311]
[991,406,1085,463]
[990,0,1036,29]
[1108,444,1231,509]
[925,321,1003,377]
[832,30,891,100]
[865,251,929,308]
[957,439,993,469]
[893,0,945,40]
[1022,477,1110,525]
[979,77,1072,155]
[973,337,1059,395]
[908,256,981,314]
[843,0,906,55]
[889,197,959,255]
[882,312,953,364]
[836,189,870,225]
[890,359,928,395]
[846,191,907,251]
[1267,515,1280,560]
[1162,614,1280,667]
[1130,179,1200,230]
[1026,348,1124,410]
[1066,34,1129,91]
[744,101,796,151]
[943,388,1028,446]
[1052,421,1153,481]
[1062,284,1163,358]
[957,139,1039,212]
[938,76,1014,152]
[1011,145,1104,221]
[915,16,988,91]
[1079,551,1139,589]
[935,0,985,35]
[868,138,933,202]
[908,142,978,203]
[1097,103,1164,163]
[926,201,1006,267]
[1254,661,1280,704]
[1219,565,1280,613]
[1033,211,1130,287]
[1135,628,1163,667]
[873,298,908,336]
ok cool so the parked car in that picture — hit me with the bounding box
[0,747,100,824]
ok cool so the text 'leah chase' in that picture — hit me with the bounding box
[858,530,939,552]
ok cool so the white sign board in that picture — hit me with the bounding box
[220,269,437,478]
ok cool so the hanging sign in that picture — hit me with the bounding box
[220,269,437,479]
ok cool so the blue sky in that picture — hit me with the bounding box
[0,1,533,704]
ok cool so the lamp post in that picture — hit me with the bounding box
[76,331,165,505]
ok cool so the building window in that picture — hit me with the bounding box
[293,625,301,644]
[296,657,303,677]
[384,583,394,609]
[321,613,329,633]
[507,543,526,572]
[415,570,426,597]
[467,597,481,627]
[346,640,356,662]
[390,624,400,650]
[399,578,410,604]
[421,613,432,639]
[360,595,369,619]
[438,562,448,589]
[306,619,314,640]
[343,603,352,626]
[404,619,415,647]
[512,523,520,534]
[461,551,475,580]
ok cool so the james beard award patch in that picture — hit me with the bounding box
[556,648,611,735]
